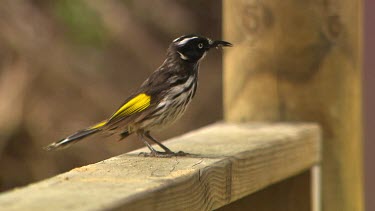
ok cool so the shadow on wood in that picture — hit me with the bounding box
[218,171,311,211]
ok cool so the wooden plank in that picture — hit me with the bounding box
[223,0,363,210]
[0,123,320,211]
[218,171,311,211]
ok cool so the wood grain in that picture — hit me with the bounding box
[223,0,363,210]
[0,123,320,211]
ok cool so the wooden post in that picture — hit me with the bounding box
[223,0,363,210]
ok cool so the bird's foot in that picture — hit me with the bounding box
[138,151,174,158]
[138,150,189,158]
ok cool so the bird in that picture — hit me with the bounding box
[44,34,232,157]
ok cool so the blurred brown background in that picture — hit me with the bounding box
[0,0,374,210]
[0,0,223,191]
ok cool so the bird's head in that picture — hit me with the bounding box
[170,34,232,63]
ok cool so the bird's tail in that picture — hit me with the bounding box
[44,121,107,151]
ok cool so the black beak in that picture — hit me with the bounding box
[210,40,233,48]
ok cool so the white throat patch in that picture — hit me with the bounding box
[198,52,207,62]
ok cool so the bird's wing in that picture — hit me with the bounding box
[105,93,152,126]
[100,69,176,129]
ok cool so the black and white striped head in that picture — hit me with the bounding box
[171,34,232,63]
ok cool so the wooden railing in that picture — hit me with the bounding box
[0,123,320,210]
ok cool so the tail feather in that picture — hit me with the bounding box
[44,128,100,151]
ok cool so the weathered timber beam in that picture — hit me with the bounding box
[0,123,321,211]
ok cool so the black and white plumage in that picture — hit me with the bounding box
[45,34,232,157]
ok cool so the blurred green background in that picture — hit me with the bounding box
[0,0,223,191]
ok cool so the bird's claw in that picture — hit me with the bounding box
[175,151,189,156]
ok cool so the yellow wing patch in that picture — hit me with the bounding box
[109,93,151,120]
[90,120,107,129]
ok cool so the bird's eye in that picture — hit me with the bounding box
[198,43,204,49]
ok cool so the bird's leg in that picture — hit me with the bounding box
[144,132,173,154]
[137,132,173,157]
[137,132,160,155]
[145,132,188,156]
